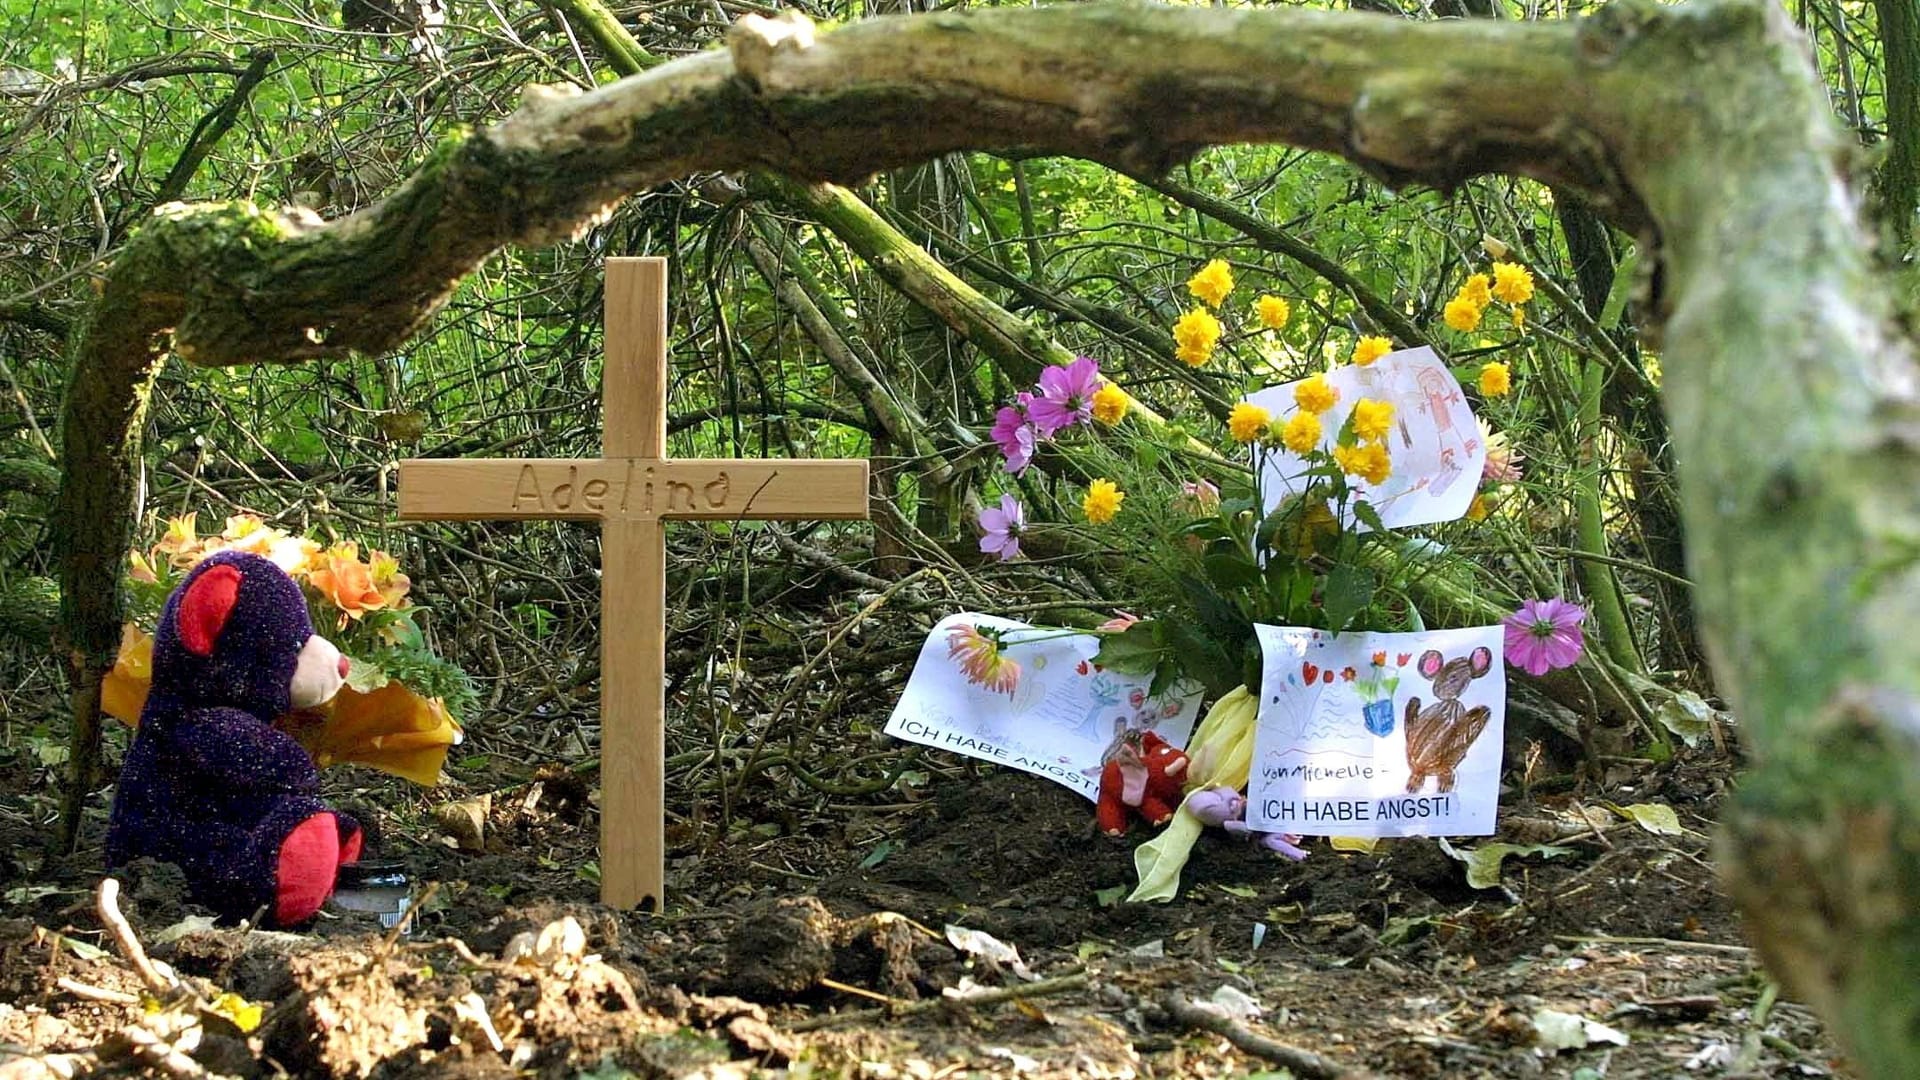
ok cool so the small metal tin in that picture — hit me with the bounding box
[333,861,413,932]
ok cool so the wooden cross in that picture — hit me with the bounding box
[397,257,870,909]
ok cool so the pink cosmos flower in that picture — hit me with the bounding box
[947,624,1020,695]
[1173,479,1221,516]
[1503,597,1587,676]
[1479,419,1524,484]
[1028,356,1103,436]
[1098,611,1140,632]
[978,494,1025,561]
[991,393,1038,475]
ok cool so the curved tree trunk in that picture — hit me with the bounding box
[48,2,1920,1069]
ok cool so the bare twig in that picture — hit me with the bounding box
[786,970,1088,1033]
[1159,992,1379,1080]
[96,878,176,995]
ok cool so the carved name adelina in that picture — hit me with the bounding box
[511,462,732,514]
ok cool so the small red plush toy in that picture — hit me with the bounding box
[1096,731,1189,835]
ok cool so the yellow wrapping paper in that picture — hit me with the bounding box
[1129,685,1258,902]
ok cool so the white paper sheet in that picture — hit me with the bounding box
[1246,623,1505,836]
[1244,347,1484,530]
[886,613,1203,800]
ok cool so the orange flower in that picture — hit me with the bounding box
[101,624,155,724]
[281,682,462,786]
[306,542,388,625]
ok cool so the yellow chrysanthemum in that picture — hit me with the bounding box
[1188,259,1236,308]
[1443,296,1483,333]
[1293,373,1339,415]
[1351,398,1395,443]
[1352,336,1392,367]
[1466,494,1491,521]
[1479,361,1513,397]
[1173,308,1223,367]
[1491,262,1535,305]
[1228,402,1272,444]
[1349,441,1393,485]
[1461,273,1493,308]
[1091,384,1129,426]
[1280,410,1322,454]
[1083,479,1125,524]
[1512,305,1527,331]
[1255,294,1291,330]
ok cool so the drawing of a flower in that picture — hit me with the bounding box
[1503,597,1587,676]
[947,624,1021,695]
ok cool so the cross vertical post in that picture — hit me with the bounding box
[599,257,668,910]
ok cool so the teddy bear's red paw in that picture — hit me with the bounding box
[276,813,342,926]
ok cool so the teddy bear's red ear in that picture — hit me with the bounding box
[177,564,242,657]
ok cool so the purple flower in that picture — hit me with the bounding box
[978,494,1025,561]
[991,397,1038,476]
[1029,356,1103,436]
[1503,597,1588,676]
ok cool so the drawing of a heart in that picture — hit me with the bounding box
[1302,662,1319,684]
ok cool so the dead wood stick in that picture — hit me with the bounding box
[54,976,141,1006]
[1160,992,1379,1080]
[786,971,1088,1033]
[96,878,175,995]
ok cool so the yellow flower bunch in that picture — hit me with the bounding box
[1444,263,1531,334]
[1351,336,1392,367]
[1255,294,1291,330]
[1293,373,1339,415]
[1188,259,1236,308]
[1083,478,1125,524]
[1091,383,1129,425]
[1228,402,1272,444]
[1479,361,1513,397]
[1280,411,1322,454]
[1173,308,1222,367]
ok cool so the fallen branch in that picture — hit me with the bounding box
[785,970,1089,1033]
[1159,992,1378,1080]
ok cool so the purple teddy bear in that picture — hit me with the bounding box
[1187,786,1308,861]
[106,551,363,927]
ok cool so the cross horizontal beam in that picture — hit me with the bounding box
[396,458,869,522]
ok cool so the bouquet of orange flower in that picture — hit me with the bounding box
[104,513,474,785]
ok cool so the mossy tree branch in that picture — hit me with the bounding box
[48,4,1920,1070]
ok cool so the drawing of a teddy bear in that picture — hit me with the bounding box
[1402,647,1493,794]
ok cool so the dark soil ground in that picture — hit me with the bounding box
[0,730,1840,1079]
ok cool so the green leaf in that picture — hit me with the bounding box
[1352,499,1386,534]
[1321,563,1375,632]
[1653,690,1713,747]
[344,657,390,694]
[1093,621,1164,676]
[1203,552,1262,590]
[1441,840,1574,889]
[858,840,897,869]
[1611,802,1685,836]
[1093,884,1127,908]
